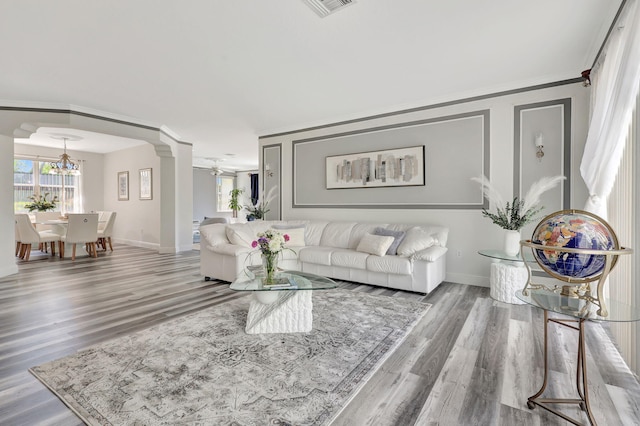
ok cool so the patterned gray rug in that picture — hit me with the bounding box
[30,289,430,425]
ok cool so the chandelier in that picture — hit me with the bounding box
[49,137,81,175]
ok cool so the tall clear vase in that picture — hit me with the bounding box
[262,252,279,284]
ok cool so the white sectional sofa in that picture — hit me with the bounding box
[199,220,449,294]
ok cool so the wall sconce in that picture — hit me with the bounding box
[534,133,544,161]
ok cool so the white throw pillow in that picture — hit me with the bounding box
[200,224,228,247]
[225,225,254,247]
[396,227,436,256]
[356,233,395,257]
[271,227,306,246]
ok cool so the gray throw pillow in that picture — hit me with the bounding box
[373,227,406,255]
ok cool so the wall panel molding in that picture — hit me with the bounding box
[292,110,490,209]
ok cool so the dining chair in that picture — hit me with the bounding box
[15,219,21,256]
[97,211,116,251]
[15,214,60,261]
[60,213,99,260]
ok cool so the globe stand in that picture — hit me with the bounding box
[518,209,633,425]
[521,241,631,317]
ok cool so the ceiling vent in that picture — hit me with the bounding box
[302,0,355,18]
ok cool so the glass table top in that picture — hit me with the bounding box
[478,249,535,263]
[516,289,640,322]
[230,269,338,292]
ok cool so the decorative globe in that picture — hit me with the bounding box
[531,210,618,280]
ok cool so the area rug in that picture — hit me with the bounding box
[30,289,430,425]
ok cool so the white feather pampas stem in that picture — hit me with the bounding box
[470,176,506,209]
[522,175,566,214]
[471,174,566,230]
[263,185,278,206]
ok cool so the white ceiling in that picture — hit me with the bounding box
[0,1,621,169]
[15,128,147,154]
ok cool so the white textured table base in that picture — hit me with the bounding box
[245,291,313,334]
[490,262,527,305]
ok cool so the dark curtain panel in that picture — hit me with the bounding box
[250,173,259,205]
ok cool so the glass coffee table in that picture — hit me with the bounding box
[229,269,337,334]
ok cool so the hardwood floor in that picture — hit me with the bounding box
[1,245,639,425]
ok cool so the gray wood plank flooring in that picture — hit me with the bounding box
[1,245,639,425]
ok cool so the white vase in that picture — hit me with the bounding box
[503,229,521,257]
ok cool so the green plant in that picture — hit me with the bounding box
[244,186,277,221]
[480,197,542,231]
[471,175,566,231]
[228,188,244,218]
[24,192,58,212]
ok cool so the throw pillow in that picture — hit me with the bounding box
[271,227,306,246]
[373,227,406,255]
[356,233,395,257]
[225,225,254,247]
[396,227,435,256]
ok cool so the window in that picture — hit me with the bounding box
[216,176,234,212]
[14,157,81,213]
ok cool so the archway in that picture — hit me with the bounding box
[0,107,193,277]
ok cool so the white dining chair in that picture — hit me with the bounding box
[60,213,99,260]
[97,211,116,251]
[15,219,21,256]
[15,214,60,261]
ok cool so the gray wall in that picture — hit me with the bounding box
[259,82,591,287]
[193,168,220,221]
[292,111,488,208]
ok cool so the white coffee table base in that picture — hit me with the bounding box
[490,262,527,305]
[245,290,313,334]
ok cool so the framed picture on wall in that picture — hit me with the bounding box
[117,171,129,201]
[139,168,153,200]
[326,145,425,189]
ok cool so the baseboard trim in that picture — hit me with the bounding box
[114,238,160,251]
[445,272,489,287]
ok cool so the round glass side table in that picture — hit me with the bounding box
[516,289,640,425]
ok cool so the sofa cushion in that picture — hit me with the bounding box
[331,249,369,270]
[302,221,328,246]
[386,224,449,247]
[412,245,448,262]
[200,224,228,247]
[225,225,254,247]
[201,217,229,226]
[271,225,306,246]
[373,227,406,255]
[280,247,300,261]
[320,222,356,248]
[298,246,334,266]
[396,227,436,256]
[367,255,412,275]
[210,243,252,256]
[356,234,395,257]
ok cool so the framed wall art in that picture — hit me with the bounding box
[139,168,153,200]
[326,145,425,189]
[117,171,129,201]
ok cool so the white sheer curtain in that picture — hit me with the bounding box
[580,0,640,218]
